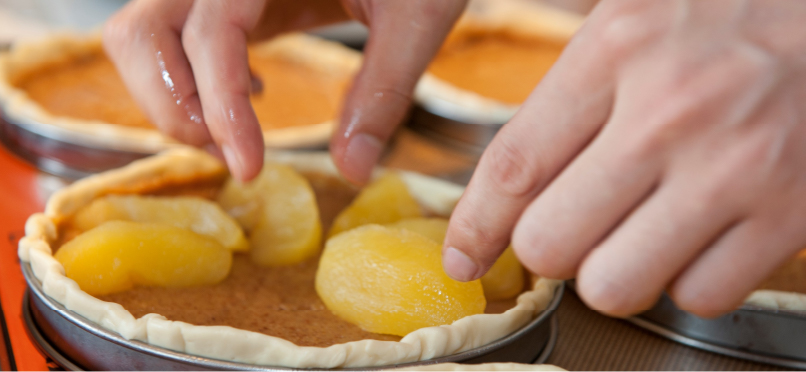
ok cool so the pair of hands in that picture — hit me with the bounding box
[105,0,806,318]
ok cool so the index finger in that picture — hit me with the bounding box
[182,0,268,181]
[442,29,616,281]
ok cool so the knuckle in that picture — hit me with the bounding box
[450,216,505,254]
[102,7,146,54]
[589,1,657,60]
[181,20,204,52]
[512,234,575,279]
[372,83,414,104]
[596,16,643,57]
[483,134,543,199]
[577,271,636,317]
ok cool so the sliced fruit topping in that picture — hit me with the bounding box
[55,221,232,296]
[316,225,486,336]
[386,217,448,244]
[388,217,525,301]
[480,246,525,301]
[217,162,321,266]
[328,172,422,237]
[71,195,248,252]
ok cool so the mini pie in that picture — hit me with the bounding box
[18,148,561,368]
[414,0,584,124]
[0,32,360,150]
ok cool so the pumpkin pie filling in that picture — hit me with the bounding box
[427,29,564,105]
[54,171,521,348]
[12,45,349,132]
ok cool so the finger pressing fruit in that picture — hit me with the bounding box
[387,217,524,301]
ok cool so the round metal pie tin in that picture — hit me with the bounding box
[22,262,563,370]
[0,114,167,180]
[565,281,806,369]
[627,293,806,369]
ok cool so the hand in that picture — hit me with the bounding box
[104,0,466,182]
[442,0,806,318]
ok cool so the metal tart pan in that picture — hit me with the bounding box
[406,106,503,154]
[566,282,806,369]
[627,293,806,369]
[0,113,161,180]
[22,262,563,370]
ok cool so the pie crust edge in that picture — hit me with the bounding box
[19,147,562,368]
[413,0,585,125]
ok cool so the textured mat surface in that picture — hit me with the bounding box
[546,290,785,371]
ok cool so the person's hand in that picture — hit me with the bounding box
[104,0,466,182]
[442,0,806,318]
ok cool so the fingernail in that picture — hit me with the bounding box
[343,133,383,184]
[221,145,245,181]
[443,247,480,282]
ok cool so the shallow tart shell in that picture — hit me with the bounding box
[18,148,562,368]
[413,0,584,125]
[0,32,361,152]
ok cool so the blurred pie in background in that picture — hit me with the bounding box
[0,32,360,150]
[415,0,584,124]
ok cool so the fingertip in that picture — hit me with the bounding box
[442,247,482,282]
[222,140,263,182]
[334,132,383,185]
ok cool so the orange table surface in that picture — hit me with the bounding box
[0,143,48,371]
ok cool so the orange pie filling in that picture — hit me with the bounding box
[427,28,565,105]
[52,165,529,348]
[11,44,350,132]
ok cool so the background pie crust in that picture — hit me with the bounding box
[18,148,562,368]
[0,32,361,151]
[414,0,584,125]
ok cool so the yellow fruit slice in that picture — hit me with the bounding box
[55,221,232,296]
[388,217,525,301]
[71,195,248,252]
[386,217,448,245]
[217,162,321,266]
[328,172,422,237]
[481,246,525,301]
[316,225,485,336]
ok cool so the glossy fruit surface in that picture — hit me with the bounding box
[328,172,422,237]
[316,225,485,336]
[55,221,232,296]
[388,217,525,300]
[72,195,248,252]
[386,217,449,244]
[481,246,525,301]
[218,162,321,266]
